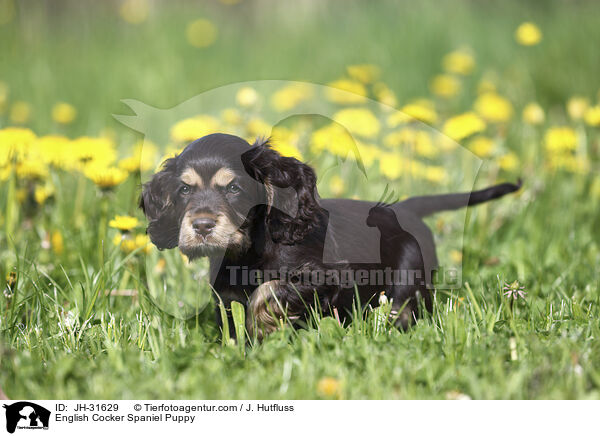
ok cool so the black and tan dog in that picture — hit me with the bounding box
[140,133,520,339]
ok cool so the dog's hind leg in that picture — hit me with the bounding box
[385,230,431,329]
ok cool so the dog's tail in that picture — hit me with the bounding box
[398,180,521,218]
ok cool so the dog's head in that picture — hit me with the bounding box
[140,133,321,259]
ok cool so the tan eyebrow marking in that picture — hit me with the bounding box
[180,168,203,187]
[211,167,235,187]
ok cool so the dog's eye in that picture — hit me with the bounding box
[226,183,241,194]
[179,184,191,195]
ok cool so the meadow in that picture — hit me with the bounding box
[1,0,599,399]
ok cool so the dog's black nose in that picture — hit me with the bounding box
[192,217,216,237]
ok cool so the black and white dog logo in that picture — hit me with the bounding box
[2,402,50,433]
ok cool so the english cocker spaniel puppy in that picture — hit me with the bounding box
[140,133,520,339]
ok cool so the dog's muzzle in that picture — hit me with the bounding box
[178,208,249,259]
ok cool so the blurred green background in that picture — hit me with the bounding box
[2,0,600,135]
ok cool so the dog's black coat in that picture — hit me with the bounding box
[140,133,520,338]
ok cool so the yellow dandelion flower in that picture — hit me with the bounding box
[386,112,410,127]
[310,123,377,166]
[310,123,354,157]
[333,108,381,139]
[51,230,64,255]
[236,86,258,108]
[346,64,381,84]
[372,82,398,108]
[0,127,36,164]
[522,102,545,125]
[119,156,142,173]
[271,142,303,160]
[354,142,380,168]
[316,377,341,398]
[415,131,436,157]
[424,165,447,183]
[0,166,11,181]
[406,159,426,180]
[383,128,414,148]
[119,0,149,24]
[221,108,242,125]
[34,135,75,169]
[387,99,437,126]
[398,99,437,127]
[442,50,475,75]
[515,22,542,46]
[329,175,345,197]
[170,115,221,143]
[135,234,152,254]
[186,18,217,48]
[436,135,459,152]
[383,129,435,158]
[72,136,117,166]
[270,127,303,160]
[85,165,128,189]
[468,136,495,158]
[583,105,600,126]
[113,233,123,246]
[109,215,139,231]
[9,101,31,124]
[442,112,486,141]
[567,97,589,120]
[430,74,460,98]
[379,153,403,180]
[34,184,54,204]
[0,149,9,169]
[271,83,313,112]
[498,152,519,171]
[474,93,513,123]
[246,118,271,138]
[52,102,77,124]
[134,234,148,246]
[120,237,138,254]
[548,154,589,174]
[325,79,368,104]
[16,160,48,180]
[545,127,577,153]
[119,141,157,173]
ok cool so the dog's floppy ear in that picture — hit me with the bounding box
[139,158,180,249]
[242,139,321,244]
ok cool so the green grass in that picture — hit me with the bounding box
[2,174,599,399]
[1,0,600,399]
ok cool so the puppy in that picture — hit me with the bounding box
[140,133,520,339]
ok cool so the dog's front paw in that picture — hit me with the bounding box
[247,280,298,341]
